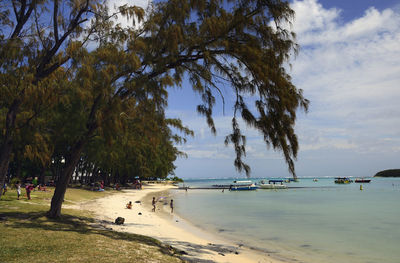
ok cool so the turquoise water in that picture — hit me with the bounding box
[172,177,400,263]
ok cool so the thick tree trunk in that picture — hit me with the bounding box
[16,160,22,180]
[0,101,19,199]
[47,140,85,218]
[0,142,13,199]
[39,166,45,185]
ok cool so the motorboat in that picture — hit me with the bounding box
[313,178,318,182]
[229,180,258,191]
[334,177,353,184]
[258,180,288,189]
[355,178,371,183]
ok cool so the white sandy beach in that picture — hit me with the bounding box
[79,183,286,263]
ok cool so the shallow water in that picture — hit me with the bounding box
[172,177,400,263]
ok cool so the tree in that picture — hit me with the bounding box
[122,0,309,175]
[46,0,308,218]
[0,0,101,199]
[1,0,308,217]
[0,0,143,199]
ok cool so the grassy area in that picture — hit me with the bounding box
[0,188,184,263]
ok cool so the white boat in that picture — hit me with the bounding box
[229,180,258,191]
[258,180,288,189]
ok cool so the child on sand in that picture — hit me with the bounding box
[126,201,132,209]
[152,197,156,212]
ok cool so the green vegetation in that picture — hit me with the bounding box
[374,169,400,177]
[0,0,308,217]
[0,188,183,263]
[167,176,184,183]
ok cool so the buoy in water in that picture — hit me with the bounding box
[360,185,363,190]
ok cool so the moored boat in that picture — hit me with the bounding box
[355,178,371,183]
[334,177,353,184]
[258,180,288,189]
[229,180,258,191]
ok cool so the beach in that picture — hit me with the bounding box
[79,183,283,263]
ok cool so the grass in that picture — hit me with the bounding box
[0,188,184,263]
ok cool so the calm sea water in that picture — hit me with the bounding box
[171,177,400,263]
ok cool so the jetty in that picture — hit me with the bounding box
[177,186,336,190]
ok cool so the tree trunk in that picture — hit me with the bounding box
[0,102,19,199]
[39,166,45,185]
[47,140,85,218]
[0,142,13,199]
[16,160,22,180]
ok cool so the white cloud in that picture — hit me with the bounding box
[288,0,400,163]
[291,0,339,35]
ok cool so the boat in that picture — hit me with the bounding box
[285,178,299,183]
[258,180,288,189]
[229,180,258,191]
[355,178,371,183]
[334,177,353,184]
[313,178,318,182]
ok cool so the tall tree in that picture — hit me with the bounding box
[46,0,308,218]
[1,0,308,217]
[0,0,142,198]
[0,0,101,198]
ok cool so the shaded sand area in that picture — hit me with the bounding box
[79,184,285,263]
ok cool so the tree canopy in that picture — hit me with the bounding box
[0,0,308,217]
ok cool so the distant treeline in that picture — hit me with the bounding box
[374,169,400,177]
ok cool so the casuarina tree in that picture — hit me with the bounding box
[0,0,308,217]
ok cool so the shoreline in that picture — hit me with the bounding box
[79,183,286,263]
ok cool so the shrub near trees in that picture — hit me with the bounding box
[0,0,308,218]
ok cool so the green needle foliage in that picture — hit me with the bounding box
[0,0,308,217]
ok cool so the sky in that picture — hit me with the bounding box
[115,0,400,179]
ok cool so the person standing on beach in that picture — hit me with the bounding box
[152,197,156,212]
[25,184,34,200]
[170,199,174,213]
[15,181,21,200]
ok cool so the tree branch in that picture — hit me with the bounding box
[53,0,59,42]
[35,0,90,82]
[10,0,35,39]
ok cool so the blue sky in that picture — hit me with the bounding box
[113,0,400,179]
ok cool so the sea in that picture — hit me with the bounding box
[171,177,400,263]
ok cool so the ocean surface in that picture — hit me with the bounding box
[171,177,400,263]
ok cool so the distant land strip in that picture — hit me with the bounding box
[374,169,400,177]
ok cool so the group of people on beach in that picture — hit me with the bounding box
[152,197,173,213]
[1,180,49,200]
[126,197,173,213]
